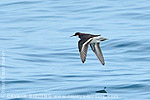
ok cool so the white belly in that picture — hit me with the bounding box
[90,36,101,43]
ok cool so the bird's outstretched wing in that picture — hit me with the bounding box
[90,43,105,65]
[78,38,93,63]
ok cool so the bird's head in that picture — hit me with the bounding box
[70,32,81,37]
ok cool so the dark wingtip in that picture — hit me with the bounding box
[81,60,85,63]
[82,61,85,63]
[102,62,105,65]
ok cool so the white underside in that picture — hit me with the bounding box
[90,36,101,43]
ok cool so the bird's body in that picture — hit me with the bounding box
[71,32,107,65]
[90,36,101,43]
[96,87,107,93]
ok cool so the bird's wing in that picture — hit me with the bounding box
[90,43,105,65]
[78,38,93,63]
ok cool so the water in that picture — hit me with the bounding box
[0,0,150,100]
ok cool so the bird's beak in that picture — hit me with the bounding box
[70,35,75,37]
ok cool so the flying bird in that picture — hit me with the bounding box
[71,32,107,65]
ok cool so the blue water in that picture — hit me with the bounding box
[0,0,150,100]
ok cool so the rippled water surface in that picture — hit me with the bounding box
[0,0,150,100]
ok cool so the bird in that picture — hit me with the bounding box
[96,87,107,93]
[71,32,108,65]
